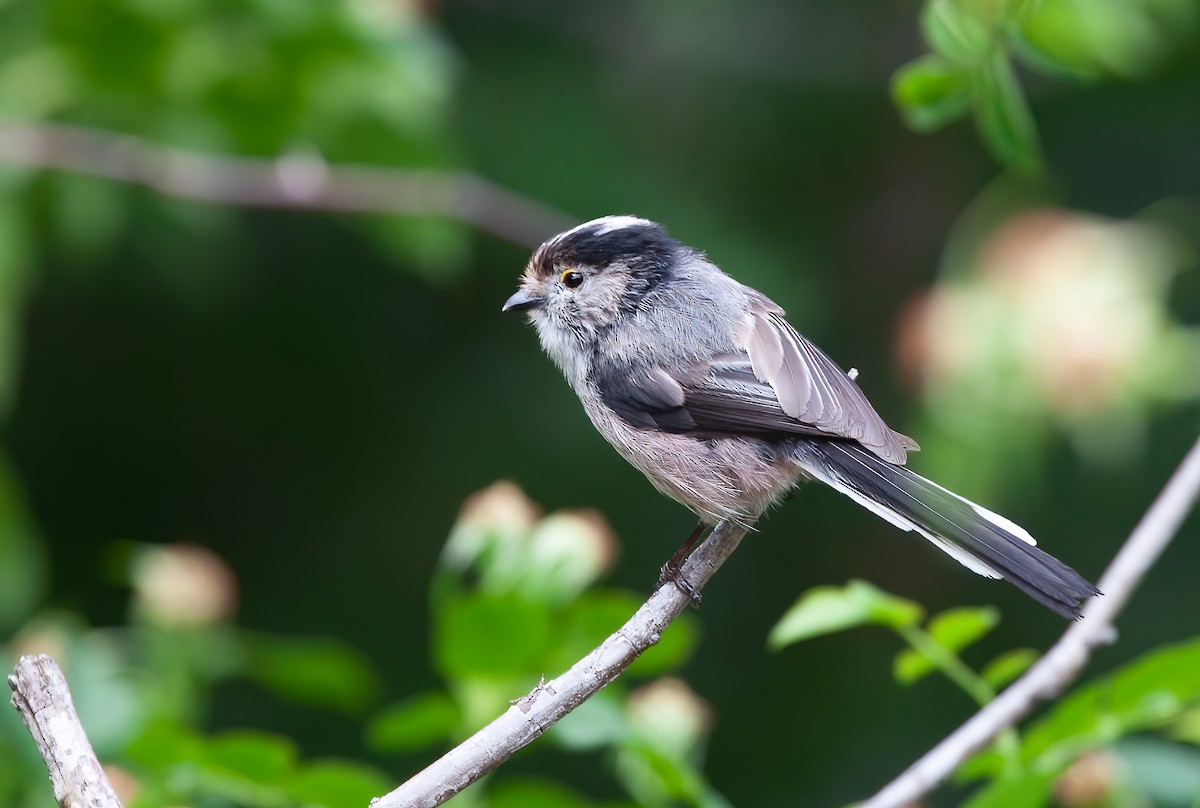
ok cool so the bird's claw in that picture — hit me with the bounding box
[657,561,702,608]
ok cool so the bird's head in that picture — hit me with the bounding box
[503,216,681,347]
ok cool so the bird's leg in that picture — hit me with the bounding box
[657,522,709,607]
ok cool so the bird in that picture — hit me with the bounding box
[503,215,1099,618]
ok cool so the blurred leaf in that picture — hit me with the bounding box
[973,52,1042,175]
[1116,736,1200,805]
[1015,0,1200,80]
[894,606,1000,685]
[202,730,297,783]
[124,719,202,771]
[921,0,993,65]
[627,610,696,678]
[65,630,151,755]
[0,47,78,117]
[435,592,553,679]
[768,580,923,650]
[892,55,974,132]
[359,215,471,283]
[963,639,1200,781]
[891,650,953,690]
[0,0,468,272]
[286,759,393,808]
[544,590,696,678]
[0,454,46,632]
[0,704,52,804]
[927,606,1000,651]
[894,648,934,685]
[366,691,459,754]
[552,691,628,752]
[490,778,609,808]
[615,740,732,808]
[1170,706,1200,745]
[1021,639,1200,765]
[185,730,297,806]
[245,635,382,714]
[48,176,128,266]
[961,771,1055,808]
[981,648,1039,690]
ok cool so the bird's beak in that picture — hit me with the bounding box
[502,288,545,312]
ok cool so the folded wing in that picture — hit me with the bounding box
[595,294,916,464]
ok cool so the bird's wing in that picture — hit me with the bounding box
[595,295,917,464]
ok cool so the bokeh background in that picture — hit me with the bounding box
[1,1,1199,806]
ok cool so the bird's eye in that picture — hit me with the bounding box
[561,270,585,289]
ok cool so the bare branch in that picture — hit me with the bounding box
[9,654,124,808]
[376,519,750,808]
[861,435,1200,808]
[0,119,575,248]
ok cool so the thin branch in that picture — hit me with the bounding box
[376,519,750,808]
[9,654,124,808]
[0,119,575,248]
[861,435,1200,808]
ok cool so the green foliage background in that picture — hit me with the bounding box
[1,0,1199,806]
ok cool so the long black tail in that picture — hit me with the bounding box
[792,440,1099,619]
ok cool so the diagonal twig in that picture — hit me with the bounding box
[375,518,750,808]
[9,654,124,808]
[860,435,1200,808]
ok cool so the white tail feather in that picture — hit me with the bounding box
[799,463,1004,580]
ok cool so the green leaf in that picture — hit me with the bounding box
[615,740,732,808]
[973,51,1042,175]
[551,691,628,751]
[893,607,1000,688]
[1023,638,1200,767]
[202,730,297,783]
[768,580,923,650]
[544,590,696,678]
[894,647,936,685]
[489,778,602,808]
[981,648,1038,690]
[1169,706,1200,745]
[435,592,554,679]
[1116,737,1200,805]
[185,730,297,807]
[1014,0,1197,81]
[245,635,382,714]
[366,692,459,754]
[930,606,1000,649]
[892,55,975,132]
[961,771,1056,808]
[286,760,393,808]
[48,176,128,266]
[921,0,993,66]
[124,719,202,771]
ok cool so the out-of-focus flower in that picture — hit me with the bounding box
[442,481,618,603]
[102,764,141,805]
[1054,748,1119,805]
[626,677,713,758]
[516,509,619,602]
[897,208,1199,463]
[614,677,716,804]
[442,480,541,569]
[8,616,71,663]
[132,543,237,626]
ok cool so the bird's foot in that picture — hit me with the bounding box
[657,560,702,608]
